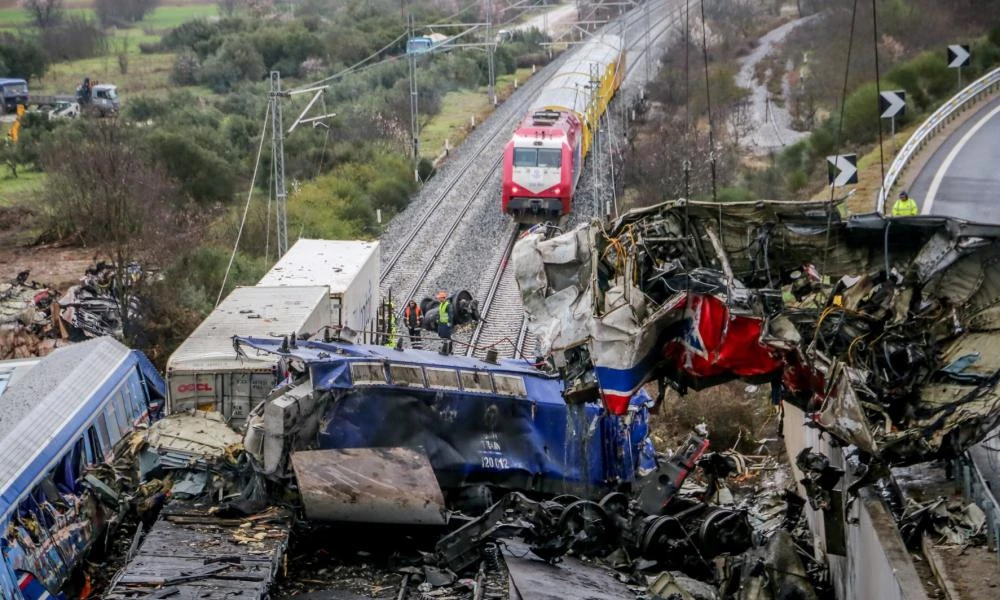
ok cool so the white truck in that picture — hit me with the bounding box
[165,285,331,427]
[257,239,380,341]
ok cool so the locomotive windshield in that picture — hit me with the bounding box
[538,149,561,168]
[513,147,561,168]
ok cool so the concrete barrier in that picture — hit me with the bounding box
[783,404,928,600]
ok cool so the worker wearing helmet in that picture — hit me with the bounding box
[891,191,918,217]
[404,299,423,349]
[436,290,454,355]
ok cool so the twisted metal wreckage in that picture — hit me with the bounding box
[26,200,1000,599]
[513,198,1000,476]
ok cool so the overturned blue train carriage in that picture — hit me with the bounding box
[0,338,166,600]
[238,337,657,523]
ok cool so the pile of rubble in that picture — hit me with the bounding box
[515,200,1000,471]
[0,262,145,357]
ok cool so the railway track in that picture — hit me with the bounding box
[380,0,687,359]
[463,1,689,359]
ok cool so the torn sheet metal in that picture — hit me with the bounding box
[236,337,657,505]
[144,410,244,469]
[514,199,1000,467]
[290,448,447,525]
[502,539,635,600]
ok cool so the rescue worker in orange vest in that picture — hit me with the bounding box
[404,299,423,349]
[436,290,454,355]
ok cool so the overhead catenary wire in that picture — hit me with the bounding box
[699,0,716,205]
[217,102,271,308]
[823,0,859,273]
[871,0,887,207]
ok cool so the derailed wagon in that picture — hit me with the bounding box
[236,337,657,523]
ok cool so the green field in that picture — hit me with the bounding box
[0,170,44,207]
[420,68,534,161]
[0,3,222,96]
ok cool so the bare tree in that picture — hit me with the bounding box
[725,99,754,148]
[42,119,195,345]
[21,0,64,29]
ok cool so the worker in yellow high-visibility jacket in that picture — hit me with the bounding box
[891,191,919,217]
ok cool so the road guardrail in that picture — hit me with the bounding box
[956,451,1000,560]
[876,67,1000,214]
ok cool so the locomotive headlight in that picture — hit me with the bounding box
[553,187,560,194]
[512,185,519,193]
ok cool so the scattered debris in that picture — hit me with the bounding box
[514,201,1000,469]
[0,262,149,357]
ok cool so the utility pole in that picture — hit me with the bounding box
[408,14,420,180]
[590,64,602,216]
[486,0,496,105]
[643,0,650,82]
[270,71,288,258]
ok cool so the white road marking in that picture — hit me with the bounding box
[923,103,1000,215]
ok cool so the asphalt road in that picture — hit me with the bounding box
[907,95,1000,223]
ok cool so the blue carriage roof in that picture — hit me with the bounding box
[0,337,165,509]
[235,336,557,378]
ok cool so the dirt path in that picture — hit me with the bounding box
[0,244,98,290]
[734,13,820,153]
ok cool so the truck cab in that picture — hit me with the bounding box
[76,79,120,116]
[0,78,28,114]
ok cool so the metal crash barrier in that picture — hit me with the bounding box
[956,451,1000,563]
[876,67,1000,214]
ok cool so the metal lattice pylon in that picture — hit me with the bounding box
[270,71,288,258]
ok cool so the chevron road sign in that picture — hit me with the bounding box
[879,90,906,119]
[948,44,971,68]
[827,154,858,187]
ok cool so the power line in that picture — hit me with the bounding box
[218,103,271,307]
[823,0,859,272]
[871,0,886,201]
[699,0,716,204]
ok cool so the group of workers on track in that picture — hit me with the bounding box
[383,290,455,355]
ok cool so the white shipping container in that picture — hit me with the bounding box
[257,239,380,337]
[166,285,330,426]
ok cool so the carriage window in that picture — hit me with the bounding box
[537,149,562,168]
[493,374,527,397]
[459,370,493,393]
[513,147,537,167]
[389,364,425,387]
[425,368,460,390]
[351,362,387,385]
[85,426,100,462]
[114,390,130,431]
[95,414,111,456]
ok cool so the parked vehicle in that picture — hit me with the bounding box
[0,78,28,114]
[30,77,120,118]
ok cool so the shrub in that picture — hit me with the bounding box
[145,130,237,204]
[0,34,49,82]
[94,0,159,27]
[170,50,201,86]
[840,81,880,144]
[716,186,756,203]
[199,37,266,92]
[39,16,106,61]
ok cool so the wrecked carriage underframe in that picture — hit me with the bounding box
[514,199,1000,471]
